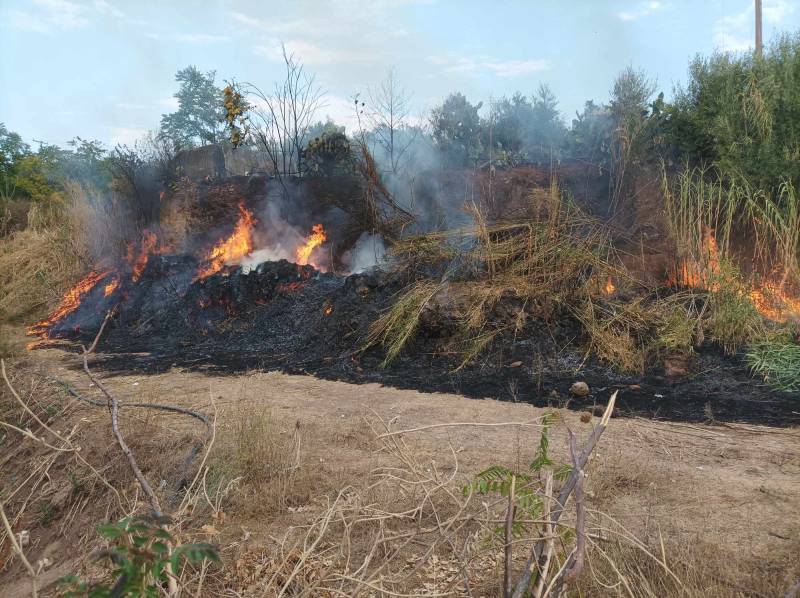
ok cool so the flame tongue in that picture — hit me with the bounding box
[296,224,327,266]
[28,269,111,336]
[129,231,158,282]
[197,203,257,279]
[749,281,800,323]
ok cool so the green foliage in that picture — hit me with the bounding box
[0,123,30,189]
[465,413,571,540]
[667,33,800,192]
[160,66,226,149]
[303,126,353,176]
[430,92,484,167]
[566,100,614,170]
[706,260,765,354]
[9,155,58,202]
[60,516,218,597]
[488,85,567,164]
[746,333,800,392]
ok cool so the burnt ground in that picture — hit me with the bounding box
[32,256,800,427]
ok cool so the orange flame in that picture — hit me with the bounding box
[667,227,800,322]
[128,230,158,282]
[197,203,257,279]
[103,277,120,297]
[603,277,616,295]
[28,270,111,336]
[749,281,800,323]
[296,224,326,266]
[670,226,720,290]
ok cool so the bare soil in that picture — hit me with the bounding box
[2,327,799,596]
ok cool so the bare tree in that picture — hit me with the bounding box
[230,44,325,179]
[367,69,417,174]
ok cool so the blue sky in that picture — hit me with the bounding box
[2,0,799,147]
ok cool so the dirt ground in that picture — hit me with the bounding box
[1,334,799,596]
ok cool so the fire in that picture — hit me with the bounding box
[749,280,800,323]
[296,224,326,266]
[104,277,120,297]
[128,230,159,282]
[667,227,800,322]
[670,226,720,290]
[603,277,616,295]
[197,203,257,279]
[28,270,110,336]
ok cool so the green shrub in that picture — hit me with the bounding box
[60,515,218,597]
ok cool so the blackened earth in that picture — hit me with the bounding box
[37,257,799,427]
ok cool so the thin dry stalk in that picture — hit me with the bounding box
[0,499,38,597]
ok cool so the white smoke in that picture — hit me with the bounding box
[342,233,388,273]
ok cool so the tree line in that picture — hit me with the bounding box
[3,32,800,215]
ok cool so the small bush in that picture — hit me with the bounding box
[60,515,218,597]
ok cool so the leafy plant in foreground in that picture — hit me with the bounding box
[60,515,218,597]
[464,412,571,541]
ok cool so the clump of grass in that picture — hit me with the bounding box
[655,296,700,355]
[746,333,800,392]
[217,398,307,514]
[705,259,765,354]
[0,186,94,321]
[575,297,652,373]
[368,280,444,365]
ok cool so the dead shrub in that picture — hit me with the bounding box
[215,392,308,515]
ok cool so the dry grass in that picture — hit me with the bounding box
[213,389,311,516]
[369,185,624,367]
[0,186,95,322]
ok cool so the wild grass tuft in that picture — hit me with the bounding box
[746,333,800,392]
[705,260,765,354]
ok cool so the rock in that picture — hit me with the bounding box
[663,355,689,378]
[570,381,590,397]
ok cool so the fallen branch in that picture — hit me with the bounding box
[504,475,516,598]
[2,359,123,508]
[43,372,212,496]
[81,310,162,517]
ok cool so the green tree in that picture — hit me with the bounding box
[529,84,567,161]
[667,33,800,192]
[159,66,225,149]
[430,92,483,167]
[0,123,30,197]
[566,99,614,169]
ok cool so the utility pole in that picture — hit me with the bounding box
[755,0,763,57]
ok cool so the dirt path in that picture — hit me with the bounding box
[2,341,799,595]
